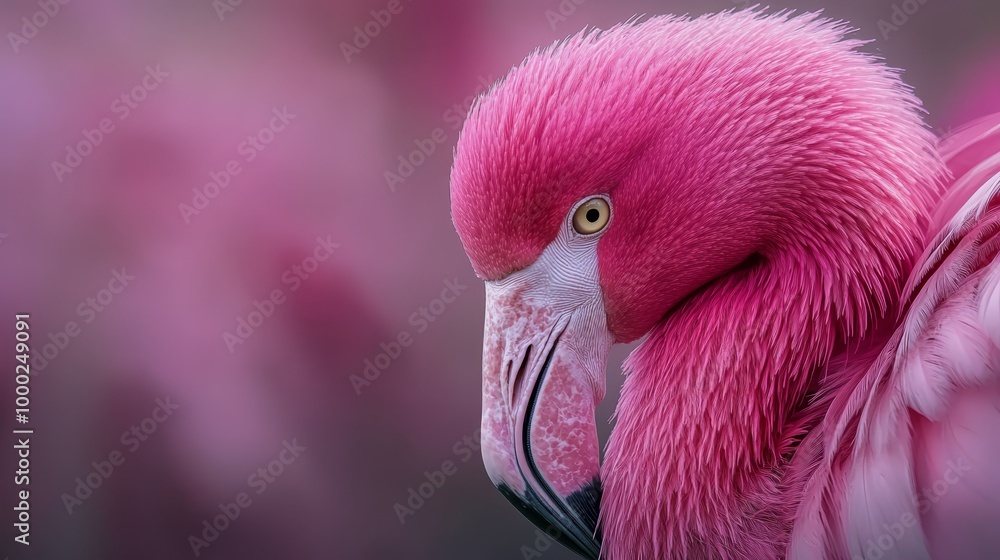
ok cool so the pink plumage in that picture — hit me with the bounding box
[450,10,1000,560]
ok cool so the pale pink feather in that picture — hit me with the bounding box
[790,116,1000,560]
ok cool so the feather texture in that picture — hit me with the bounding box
[790,116,1000,560]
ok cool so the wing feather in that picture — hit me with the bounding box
[790,114,1000,559]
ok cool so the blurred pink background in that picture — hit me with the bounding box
[0,0,997,559]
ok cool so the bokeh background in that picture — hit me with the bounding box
[0,1,997,559]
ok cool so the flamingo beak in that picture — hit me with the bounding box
[479,259,611,560]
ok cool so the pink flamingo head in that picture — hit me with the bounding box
[451,11,944,557]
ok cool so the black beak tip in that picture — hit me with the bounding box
[566,478,602,538]
[496,480,602,560]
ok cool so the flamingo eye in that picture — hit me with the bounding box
[572,197,610,235]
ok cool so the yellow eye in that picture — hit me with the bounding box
[572,197,610,235]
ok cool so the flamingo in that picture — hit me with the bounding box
[449,11,1000,560]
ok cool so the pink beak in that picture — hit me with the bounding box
[479,263,611,559]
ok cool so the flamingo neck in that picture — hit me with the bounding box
[600,255,842,559]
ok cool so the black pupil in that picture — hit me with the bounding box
[585,208,600,223]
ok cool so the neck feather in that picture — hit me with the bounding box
[599,191,939,558]
[601,257,832,558]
